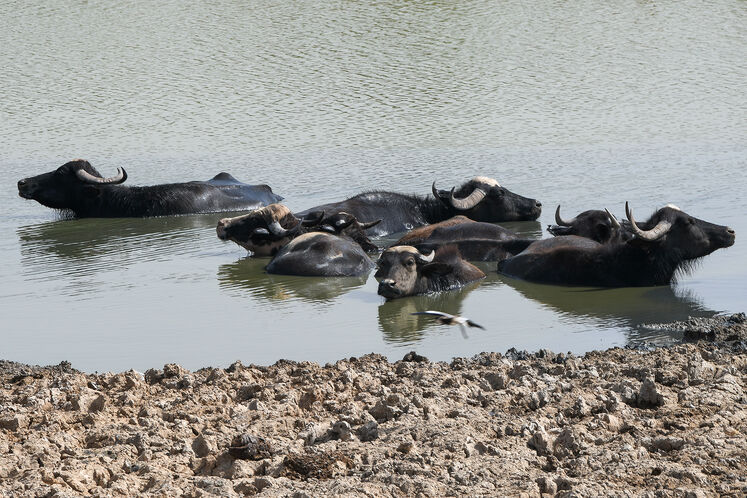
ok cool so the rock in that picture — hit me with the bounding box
[638,378,665,407]
[192,435,214,458]
[536,476,558,495]
[483,371,509,390]
[228,434,272,460]
[331,421,353,441]
[89,394,106,413]
[402,351,428,363]
[357,421,379,442]
[163,363,185,378]
[0,415,27,432]
[368,400,397,421]
[397,440,415,454]
[528,427,552,455]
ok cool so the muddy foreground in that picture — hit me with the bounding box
[1,315,746,497]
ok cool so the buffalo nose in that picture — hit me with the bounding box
[17,179,27,188]
[535,201,542,207]
[727,228,735,235]
[378,279,396,291]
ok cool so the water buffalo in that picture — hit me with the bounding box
[499,203,735,287]
[375,245,486,299]
[393,215,536,261]
[17,159,283,218]
[217,205,381,255]
[266,232,375,276]
[547,206,625,243]
[296,176,542,237]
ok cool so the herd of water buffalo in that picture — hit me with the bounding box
[18,159,736,299]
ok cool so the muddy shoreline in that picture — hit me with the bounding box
[1,315,745,497]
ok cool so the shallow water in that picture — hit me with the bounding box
[1,0,745,372]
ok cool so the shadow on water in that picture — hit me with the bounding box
[497,275,717,344]
[377,280,484,344]
[217,258,369,304]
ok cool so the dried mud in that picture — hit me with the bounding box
[1,315,746,497]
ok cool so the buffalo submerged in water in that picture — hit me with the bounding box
[295,176,542,237]
[499,203,736,287]
[17,159,283,217]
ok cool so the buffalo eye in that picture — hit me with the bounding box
[492,187,505,196]
[406,258,415,267]
[687,217,695,225]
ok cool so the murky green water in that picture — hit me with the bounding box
[1,0,745,372]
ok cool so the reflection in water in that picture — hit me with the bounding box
[377,281,483,344]
[17,213,226,263]
[218,258,369,303]
[499,276,716,344]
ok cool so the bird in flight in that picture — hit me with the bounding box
[411,311,485,339]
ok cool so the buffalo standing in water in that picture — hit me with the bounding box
[17,159,282,218]
[499,203,735,287]
[295,176,542,237]
[392,215,536,261]
[375,245,485,299]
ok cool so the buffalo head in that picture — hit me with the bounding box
[432,176,541,222]
[216,204,311,255]
[18,159,127,211]
[625,203,735,259]
[375,245,485,299]
[548,205,623,244]
[315,212,381,252]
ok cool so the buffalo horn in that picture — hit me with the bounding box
[625,202,671,241]
[554,205,574,226]
[416,250,435,263]
[604,208,621,229]
[449,186,487,210]
[431,181,444,200]
[267,220,293,237]
[299,211,324,227]
[359,219,382,230]
[76,167,127,185]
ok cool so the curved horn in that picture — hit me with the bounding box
[267,220,293,237]
[604,208,621,230]
[449,186,487,210]
[299,211,324,227]
[359,219,382,230]
[76,167,127,185]
[554,205,574,226]
[416,250,435,263]
[625,201,671,241]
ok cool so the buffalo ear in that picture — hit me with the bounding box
[82,186,101,199]
[595,223,611,242]
[421,262,453,276]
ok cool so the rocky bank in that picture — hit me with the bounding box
[1,315,746,497]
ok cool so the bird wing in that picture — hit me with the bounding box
[458,322,469,339]
[466,319,485,330]
[411,311,454,319]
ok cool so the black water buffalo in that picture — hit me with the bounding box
[216,204,381,255]
[392,215,536,261]
[17,159,283,218]
[375,245,486,299]
[296,176,542,237]
[499,203,735,287]
[547,205,625,243]
[266,232,375,276]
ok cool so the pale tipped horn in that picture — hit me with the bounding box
[625,201,671,241]
[416,250,435,263]
[76,167,127,185]
[449,186,487,210]
[604,208,621,230]
[267,220,293,237]
[554,205,574,226]
[359,219,382,230]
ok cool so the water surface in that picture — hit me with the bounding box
[1,0,745,372]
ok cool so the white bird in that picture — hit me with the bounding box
[411,311,485,339]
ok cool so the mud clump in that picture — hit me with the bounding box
[0,315,745,496]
